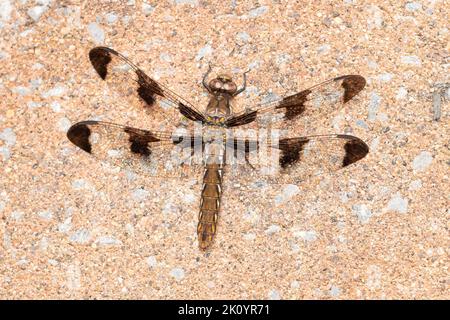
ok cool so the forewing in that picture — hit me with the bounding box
[89,47,207,126]
[225,75,366,130]
[67,121,204,178]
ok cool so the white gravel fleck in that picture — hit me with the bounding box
[274,184,299,205]
[58,217,72,233]
[170,267,185,281]
[10,211,24,220]
[405,2,422,12]
[248,6,268,18]
[50,101,62,112]
[105,12,118,24]
[409,179,422,191]
[368,92,381,121]
[132,188,149,202]
[0,128,16,146]
[57,117,72,132]
[243,233,256,241]
[0,147,10,161]
[142,3,154,16]
[366,265,382,290]
[174,0,198,5]
[72,179,88,190]
[0,0,13,22]
[352,204,372,223]
[27,6,48,22]
[160,52,172,62]
[37,210,53,220]
[88,22,105,44]
[386,194,408,214]
[66,263,81,291]
[69,229,91,244]
[378,73,393,82]
[40,236,49,251]
[195,44,212,61]
[396,87,408,100]
[28,101,43,109]
[367,5,383,29]
[290,280,300,289]
[268,289,281,300]
[146,256,157,268]
[182,192,196,204]
[12,86,31,96]
[265,224,281,235]
[42,85,67,98]
[95,236,122,246]
[292,230,317,242]
[401,55,421,66]
[412,151,433,172]
[330,285,341,297]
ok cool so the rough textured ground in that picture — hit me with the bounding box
[0,1,449,299]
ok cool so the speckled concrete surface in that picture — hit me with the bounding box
[0,1,449,299]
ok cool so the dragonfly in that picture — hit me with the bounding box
[67,47,369,250]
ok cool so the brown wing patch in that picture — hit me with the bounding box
[278,138,310,168]
[67,121,95,153]
[340,135,369,166]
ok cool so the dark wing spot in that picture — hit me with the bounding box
[67,122,95,153]
[178,102,207,123]
[278,138,310,168]
[341,136,369,167]
[224,110,257,127]
[336,75,366,103]
[89,47,113,80]
[124,127,160,157]
[136,70,165,106]
[277,89,311,120]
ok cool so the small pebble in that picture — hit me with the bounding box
[412,151,433,172]
[170,268,185,281]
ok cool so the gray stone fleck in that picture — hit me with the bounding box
[58,217,72,233]
[401,55,421,66]
[69,228,91,244]
[10,210,24,220]
[146,256,157,268]
[274,184,299,205]
[40,236,49,251]
[291,280,300,289]
[292,230,317,242]
[27,6,48,22]
[48,259,58,266]
[368,92,381,121]
[265,224,281,235]
[0,128,16,146]
[409,179,422,191]
[370,137,380,151]
[317,44,330,55]
[248,6,268,18]
[412,151,433,172]
[42,85,67,98]
[88,22,105,44]
[28,101,42,108]
[268,289,281,300]
[386,194,408,214]
[0,145,10,160]
[57,117,72,132]
[20,29,34,37]
[195,44,212,61]
[405,2,422,12]
[50,101,62,112]
[352,204,372,223]
[96,236,122,246]
[160,52,172,62]
[243,233,256,241]
[367,5,383,29]
[432,91,441,121]
[12,86,31,96]
[276,53,291,65]
[236,31,250,42]
[32,62,44,70]
[170,267,185,281]
[72,179,88,190]
[355,119,368,129]
[105,12,118,24]
[132,188,149,202]
[142,3,154,16]
[37,210,53,220]
[330,285,341,297]
[396,87,408,100]
[0,1,13,22]
[378,73,393,82]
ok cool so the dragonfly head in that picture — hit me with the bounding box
[208,74,238,95]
